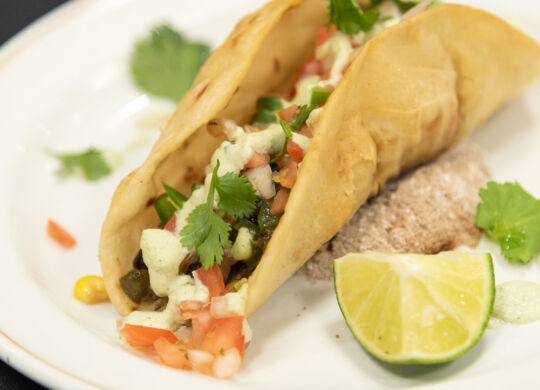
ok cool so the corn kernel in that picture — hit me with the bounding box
[74,275,109,305]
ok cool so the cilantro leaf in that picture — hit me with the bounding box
[180,161,258,268]
[53,148,111,181]
[290,105,313,131]
[181,204,231,268]
[279,117,293,138]
[270,118,294,163]
[328,0,379,35]
[476,181,540,263]
[215,173,258,218]
[130,24,210,101]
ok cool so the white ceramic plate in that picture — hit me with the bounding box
[0,0,539,389]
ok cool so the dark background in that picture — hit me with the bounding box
[0,2,68,388]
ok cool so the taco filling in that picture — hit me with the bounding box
[116,0,436,379]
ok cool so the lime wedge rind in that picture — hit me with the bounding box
[333,252,495,365]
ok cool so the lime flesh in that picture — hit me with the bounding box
[333,252,495,364]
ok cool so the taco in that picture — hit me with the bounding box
[99,0,540,378]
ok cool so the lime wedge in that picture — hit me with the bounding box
[333,252,494,364]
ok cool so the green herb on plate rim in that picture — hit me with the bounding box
[131,24,210,101]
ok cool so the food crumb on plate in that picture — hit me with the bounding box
[300,142,491,280]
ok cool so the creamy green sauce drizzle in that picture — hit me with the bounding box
[488,281,540,329]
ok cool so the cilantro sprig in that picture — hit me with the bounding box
[131,24,210,101]
[328,0,380,35]
[180,161,258,268]
[270,118,294,163]
[52,148,112,181]
[476,181,540,263]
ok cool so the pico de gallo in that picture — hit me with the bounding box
[116,0,434,379]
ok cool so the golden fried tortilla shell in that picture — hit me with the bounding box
[98,2,540,318]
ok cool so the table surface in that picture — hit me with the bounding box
[0,2,68,388]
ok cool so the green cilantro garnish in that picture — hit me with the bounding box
[270,118,294,163]
[290,105,313,131]
[53,148,112,181]
[279,117,294,139]
[178,348,189,360]
[290,87,332,130]
[328,0,380,35]
[215,173,259,218]
[181,161,259,268]
[476,181,540,263]
[219,348,225,356]
[130,24,210,101]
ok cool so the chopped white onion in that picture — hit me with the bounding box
[173,325,192,343]
[210,295,232,318]
[189,349,214,365]
[189,349,214,375]
[378,0,402,19]
[244,165,275,199]
[213,348,242,379]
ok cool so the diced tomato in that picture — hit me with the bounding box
[201,317,245,358]
[244,151,270,169]
[120,323,178,347]
[153,337,192,370]
[316,25,337,47]
[279,160,299,189]
[194,265,226,298]
[297,124,313,138]
[164,214,176,232]
[180,300,203,320]
[47,219,76,249]
[270,188,289,215]
[278,105,298,123]
[286,139,304,162]
[297,56,323,84]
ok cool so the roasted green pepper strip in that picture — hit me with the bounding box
[310,86,332,107]
[233,219,260,237]
[154,193,177,224]
[257,201,281,233]
[120,269,150,304]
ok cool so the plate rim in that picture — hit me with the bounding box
[1,0,539,389]
[0,1,108,388]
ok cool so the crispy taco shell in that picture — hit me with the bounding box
[99,1,540,317]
